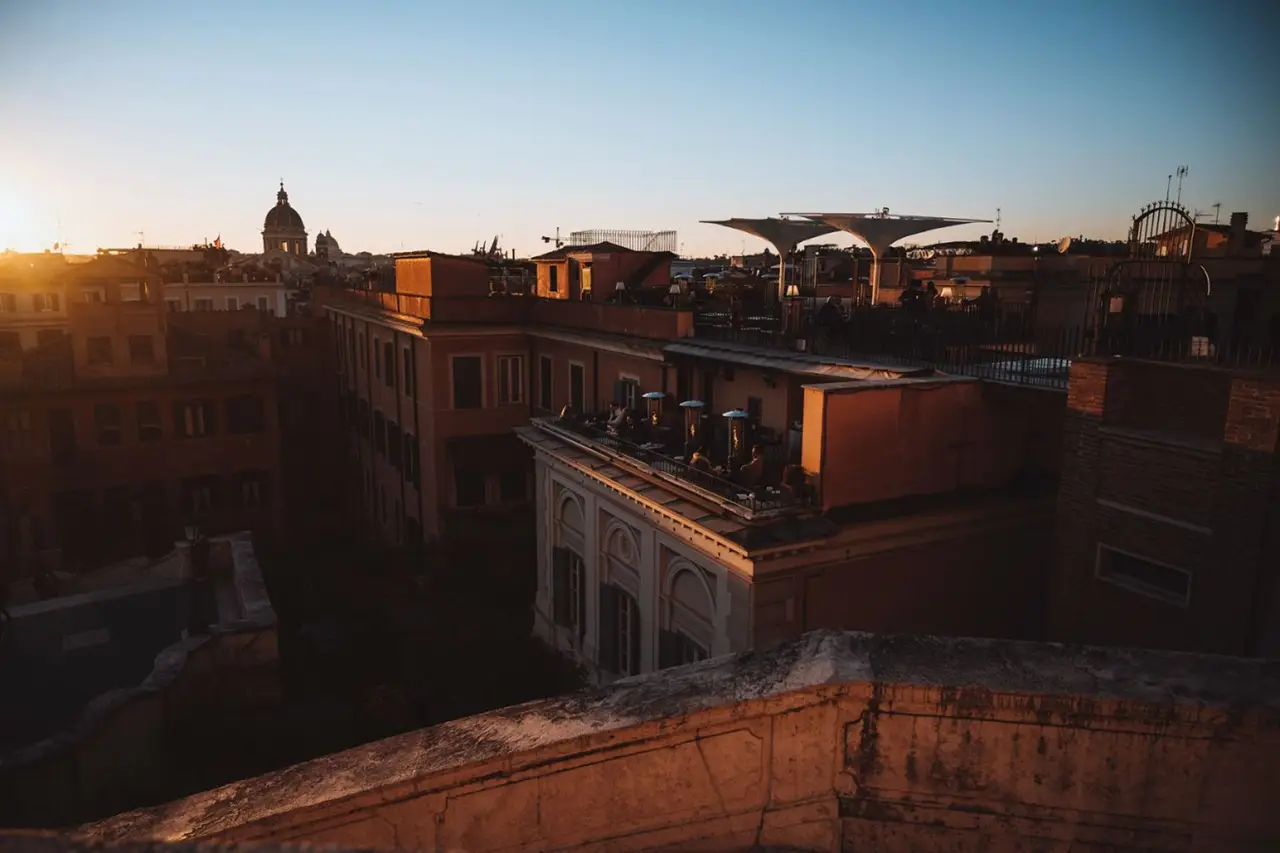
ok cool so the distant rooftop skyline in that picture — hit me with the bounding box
[1,0,1276,257]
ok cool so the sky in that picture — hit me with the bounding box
[1,0,1276,258]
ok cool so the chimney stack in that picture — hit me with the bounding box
[1229,212,1248,255]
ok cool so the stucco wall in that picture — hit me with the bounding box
[78,631,1280,852]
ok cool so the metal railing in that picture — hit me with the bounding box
[537,416,806,516]
[693,305,1277,390]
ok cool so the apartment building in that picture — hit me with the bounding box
[319,244,1063,683]
[1050,356,1280,657]
[1,256,299,577]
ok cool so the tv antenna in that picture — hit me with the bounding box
[995,207,1001,232]
[1211,202,1221,224]
[135,230,145,247]
[1174,166,1189,206]
[540,226,563,248]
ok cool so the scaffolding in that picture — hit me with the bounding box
[567,229,677,253]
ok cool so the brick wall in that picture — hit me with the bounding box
[1050,357,1280,655]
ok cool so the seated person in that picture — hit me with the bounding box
[737,444,765,487]
[781,463,807,498]
[688,447,714,473]
[606,403,627,433]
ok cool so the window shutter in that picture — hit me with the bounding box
[628,597,641,675]
[552,548,571,627]
[658,629,680,670]
[598,584,619,673]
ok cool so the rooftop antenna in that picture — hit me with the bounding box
[135,230,145,248]
[1175,166,1189,206]
[540,226,563,248]
[1211,202,1221,224]
[995,207,1002,231]
[1165,172,1173,204]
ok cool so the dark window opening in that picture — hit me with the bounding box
[383,341,395,389]
[136,401,162,442]
[539,356,553,410]
[452,356,483,409]
[549,265,559,293]
[387,419,402,468]
[94,403,121,446]
[569,363,585,413]
[49,408,76,460]
[87,336,113,365]
[174,400,215,438]
[1096,545,1191,606]
[373,410,386,455]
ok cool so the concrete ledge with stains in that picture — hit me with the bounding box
[69,630,1280,853]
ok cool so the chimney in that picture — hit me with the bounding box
[1229,212,1248,255]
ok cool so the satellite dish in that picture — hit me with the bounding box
[1057,236,1073,254]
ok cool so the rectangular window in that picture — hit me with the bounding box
[569,363,585,414]
[183,476,218,515]
[257,296,271,313]
[80,288,104,304]
[281,327,305,346]
[226,296,239,311]
[166,299,182,312]
[497,355,524,405]
[357,398,370,438]
[539,355,553,411]
[225,394,266,434]
[499,466,527,502]
[403,432,419,487]
[194,297,214,311]
[1095,545,1191,606]
[236,471,269,508]
[128,334,155,364]
[174,401,215,438]
[373,410,386,455]
[383,341,395,389]
[616,376,640,410]
[5,410,33,456]
[358,332,366,368]
[32,292,61,312]
[599,584,642,676]
[0,293,16,312]
[347,328,356,368]
[451,355,483,409]
[373,336,381,379]
[136,401,162,442]
[387,419,402,468]
[403,347,415,398]
[94,403,121,446]
[552,548,587,640]
[36,329,63,347]
[549,265,559,293]
[454,467,486,507]
[120,283,141,302]
[0,331,19,357]
[87,336,113,365]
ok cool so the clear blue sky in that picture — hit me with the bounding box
[1,0,1276,257]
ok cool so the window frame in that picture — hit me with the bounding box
[618,373,641,410]
[450,353,485,410]
[86,336,114,366]
[568,360,585,414]
[93,403,122,446]
[538,354,553,411]
[1094,543,1192,607]
[496,353,525,406]
[136,401,162,442]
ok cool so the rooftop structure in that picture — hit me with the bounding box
[0,532,278,827]
[700,217,840,302]
[65,630,1280,852]
[786,211,990,302]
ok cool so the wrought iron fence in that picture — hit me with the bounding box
[693,304,1277,390]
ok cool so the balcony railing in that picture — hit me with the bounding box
[534,415,806,519]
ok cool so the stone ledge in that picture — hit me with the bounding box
[77,630,1280,845]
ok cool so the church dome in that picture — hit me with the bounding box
[263,183,305,233]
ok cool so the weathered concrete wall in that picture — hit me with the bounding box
[79,631,1280,852]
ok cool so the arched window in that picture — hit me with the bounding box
[660,563,714,668]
